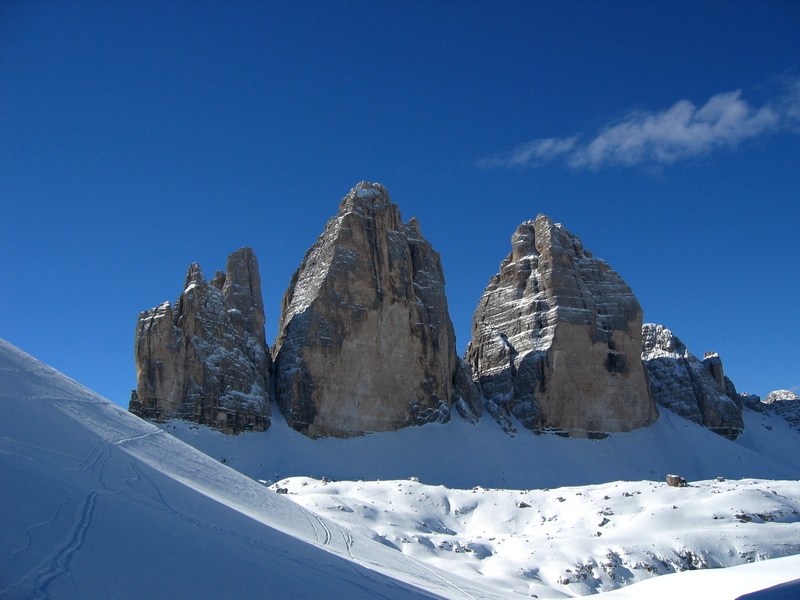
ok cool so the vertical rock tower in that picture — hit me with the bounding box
[131,247,271,433]
[467,215,658,436]
[273,182,458,438]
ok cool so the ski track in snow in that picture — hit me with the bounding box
[299,506,324,544]
[10,497,71,559]
[315,512,332,547]
[4,492,98,600]
[112,429,164,446]
[4,434,121,598]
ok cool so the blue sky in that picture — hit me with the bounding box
[1,1,798,407]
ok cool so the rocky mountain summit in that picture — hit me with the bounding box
[128,183,776,445]
[272,182,463,438]
[130,247,271,434]
[764,390,800,431]
[641,323,743,439]
[465,215,658,436]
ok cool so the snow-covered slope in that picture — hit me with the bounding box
[276,476,800,597]
[161,401,800,491]
[3,335,800,599]
[154,377,800,598]
[0,338,503,599]
[603,555,800,599]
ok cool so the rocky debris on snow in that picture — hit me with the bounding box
[272,182,459,438]
[763,390,800,431]
[642,324,744,440]
[466,215,658,436]
[666,474,688,487]
[131,247,271,434]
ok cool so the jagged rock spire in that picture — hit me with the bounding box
[131,247,271,433]
[273,182,459,438]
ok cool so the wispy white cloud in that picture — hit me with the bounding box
[478,136,579,168]
[480,77,800,170]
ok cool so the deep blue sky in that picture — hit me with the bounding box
[2,1,798,407]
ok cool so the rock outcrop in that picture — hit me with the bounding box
[272,182,458,438]
[641,323,743,439]
[131,248,271,434]
[740,392,766,412]
[764,390,800,431]
[451,358,482,425]
[466,215,658,436]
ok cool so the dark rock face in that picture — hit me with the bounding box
[641,323,743,439]
[466,215,658,436]
[131,248,271,434]
[764,390,800,431]
[451,358,482,425]
[272,182,459,438]
[740,392,766,412]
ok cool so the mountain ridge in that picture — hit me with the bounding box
[131,182,799,444]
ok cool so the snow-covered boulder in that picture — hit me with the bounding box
[466,215,658,436]
[131,247,271,434]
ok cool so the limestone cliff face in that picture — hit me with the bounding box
[641,323,743,439]
[466,215,658,436]
[131,248,271,433]
[272,182,458,438]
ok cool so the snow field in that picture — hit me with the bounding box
[160,403,800,493]
[273,476,800,598]
[0,339,506,599]
[5,335,800,599]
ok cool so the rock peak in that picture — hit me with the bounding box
[764,390,800,431]
[339,181,392,212]
[765,390,800,404]
[183,262,206,289]
[131,247,271,434]
[642,323,743,439]
[354,180,386,194]
[273,183,459,438]
[467,216,657,436]
[510,221,538,261]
